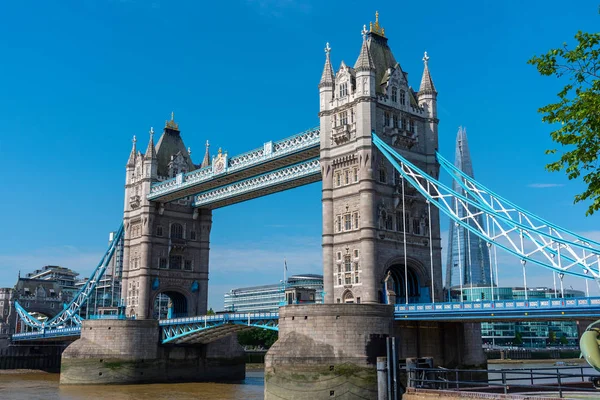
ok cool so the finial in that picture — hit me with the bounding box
[205,140,210,148]
[324,42,331,55]
[218,147,222,155]
[165,112,179,130]
[149,127,154,138]
[132,135,137,145]
[361,24,368,39]
[369,11,385,37]
[423,51,430,65]
[188,147,192,155]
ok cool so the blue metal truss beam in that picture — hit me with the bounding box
[372,133,599,281]
[14,224,124,330]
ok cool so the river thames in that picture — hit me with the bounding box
[1,363,597,399]
[0,370,265,400]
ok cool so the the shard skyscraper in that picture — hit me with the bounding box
[445,127,493,289]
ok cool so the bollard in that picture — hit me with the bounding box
[377,357,388,400]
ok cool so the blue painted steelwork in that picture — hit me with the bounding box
[14,223,124,330]
[12,327,81,341]
[148,127,320,200]
[192,158,320,208]
[438,153,600,249]
[394,296,600,320]
[15,297,600,342]
[160,312,279,344]
[372,132,600,281]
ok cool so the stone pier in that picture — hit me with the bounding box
[265,303,394,400]
[60,319,245,385]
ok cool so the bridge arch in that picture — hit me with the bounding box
[382,257,429,304]
[152,290,189,320]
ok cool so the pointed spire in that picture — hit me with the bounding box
[318,42,335,88]
[419,51,437,94]
[144,127,156,160]
[127,135,137,166]
[201,140,211,168]
[355,25,375,72]
[455,126,473,177]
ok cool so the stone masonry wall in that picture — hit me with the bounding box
[265,304,394,400]
[60,319,244,385]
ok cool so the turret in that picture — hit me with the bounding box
[318,42,334,112]
[354,25,376,99]
[124,135,137,212]
[418,52,439,153]
[143,127,158,180]
[201,140,211,168]
[418,51,437,118]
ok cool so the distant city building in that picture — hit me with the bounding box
[445,127,493,289]
[26,265,79,297]
[224,274,323,313]
[0,288,14,336]
[450,286,584,347]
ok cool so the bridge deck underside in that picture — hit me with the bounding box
[151,147,319,203]
[165,324,251,345]
[199,172,321,209]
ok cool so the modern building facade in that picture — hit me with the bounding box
[319,15,443,305]
[445,127,493,289]
[450,286,583,347]
[224,274,323,313]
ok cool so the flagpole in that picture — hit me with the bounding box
[284,258,287,289]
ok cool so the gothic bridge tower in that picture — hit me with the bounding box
[122,115,212,319]
[319,14,443,305]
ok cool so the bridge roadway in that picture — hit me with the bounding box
[12,297,600,343]
[147,127,320,205]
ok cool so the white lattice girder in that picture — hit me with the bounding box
[192,158,321,208]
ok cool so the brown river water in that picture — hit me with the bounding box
[0,363,597,399]
[0,370,265,400]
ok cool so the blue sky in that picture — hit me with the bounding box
[0,0,598,309]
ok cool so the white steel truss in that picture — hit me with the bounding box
[373,133,600,283]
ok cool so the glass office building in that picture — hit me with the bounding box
[224,274,323,313]
[445,128,493,289]
[450,285,583,347]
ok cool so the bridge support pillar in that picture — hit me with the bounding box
[60,319,245,384]
[265,303,393,400]
[393,320,487,369]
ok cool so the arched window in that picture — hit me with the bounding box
[339,82,348,98]
[391,87,397,102]
[343,291,355,303]
[170,223,183,239]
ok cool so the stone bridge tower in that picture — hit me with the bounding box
[121,115,212,319]
[319,14,443,305]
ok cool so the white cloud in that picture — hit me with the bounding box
[527,183,565,189]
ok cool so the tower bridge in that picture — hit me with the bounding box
[10,12,600,397]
